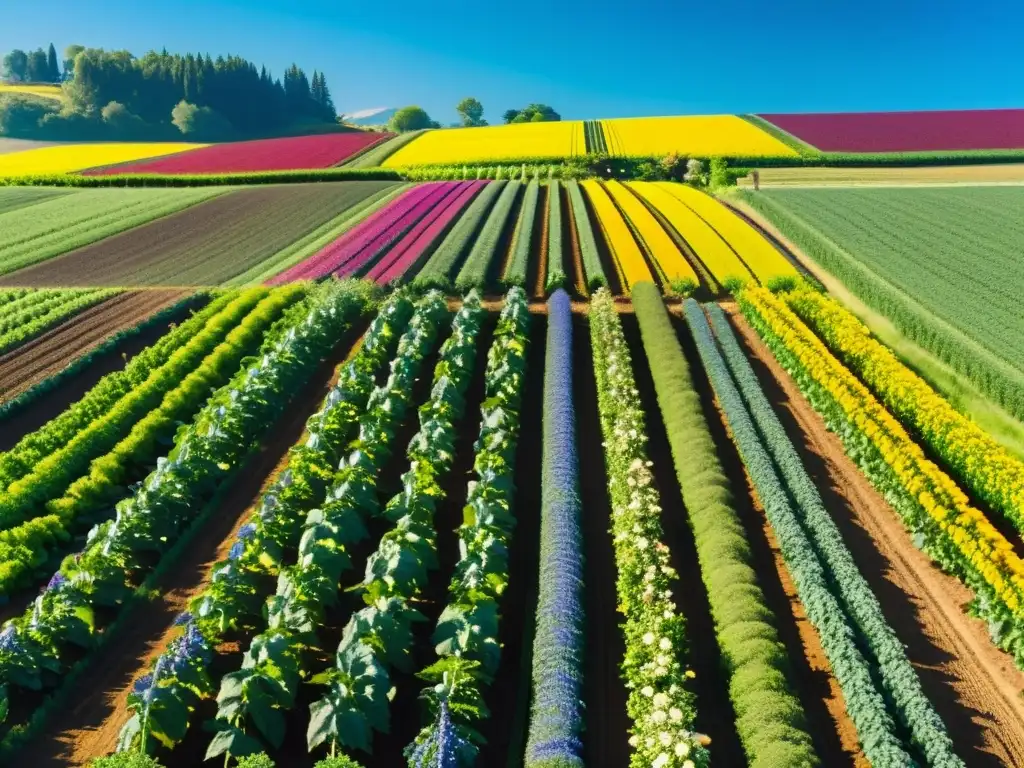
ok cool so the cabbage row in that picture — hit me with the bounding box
[0,287,303,596]
[114,290,421,755]
[524,289,585,767]
[0,280,372,754]
[684,299,958,767]
[589,289,708,768]
[406,287,531,766]
[630,282,815,767]
[303,293,485,763]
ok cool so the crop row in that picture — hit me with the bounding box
[545,180,568,292]
[407,287,530,765]
[629,282,815,767]
[0,288,118,354]
[785,286,1024,542]
[736,189,1024,420]
[604,181,698,296]
[685,299,922,765]
[696,301,961,766]
[500,180,538,289]
[739,287,1024,667]
[206,293,480,763]
[413,181,506,291]
[589,288,707,768]
[367,182,485,285]
[581,179,652,290]
[455,180,521,292]
[0,288,301,596]
[523,289,585,767]
[0,280,373,753]
[566,180,606,291]
[116,291,440,756]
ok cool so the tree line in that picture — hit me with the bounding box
[1,43,338,141]
[388,99,560,132]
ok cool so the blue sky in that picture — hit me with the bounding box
[2,0,1021,124]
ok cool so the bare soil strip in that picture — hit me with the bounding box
[14,327,367,767]
[725,304,1024,767]
[0,182,395,288]
[0,289,188,407]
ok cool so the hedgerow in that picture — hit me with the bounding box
[630,282,815,768]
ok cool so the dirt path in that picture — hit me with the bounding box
[725,305,1024,766]
[0,289,188,404]
[16,331,364,767]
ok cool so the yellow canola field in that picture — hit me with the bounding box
[603,115,798,158]
[0,84,63,100]
[603,180,697,294]
[628,181,753,291]
[581,180,652,291]
[0,142,208,177]
[656,183,798,284]
[383,122,585,167]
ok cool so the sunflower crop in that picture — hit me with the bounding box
[0,142,207,177]
[602,115,798,158]
[383,122,585,167]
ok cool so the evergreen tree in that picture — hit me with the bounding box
[46,43,60,82]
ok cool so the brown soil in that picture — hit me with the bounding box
[668,312,863,766]
[0,289,188,404]
[725,304,1024,766]
[15,329,367,767]
[0,182,395,288]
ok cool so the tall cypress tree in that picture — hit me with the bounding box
[46,43,60,82]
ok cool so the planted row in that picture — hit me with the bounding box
[566,180,606,292]
[414,181,505,291]
[500,180,538,289]
[0,288,118,355]
[739,287,1024,667]
[698,301,961,767]
[0,280,373,754]
[455,180,521,292]
[545,180,568,293]
[407,287,531,765]
[0,289,301,596]
[684,299,914,766]
[630,282,814,767]
[785,285,1024,540]
[523,289,585,767]
[589,288,707,768]
[116,291,420,755]
[306,294,485,763]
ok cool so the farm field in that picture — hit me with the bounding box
[736,186,1024,418]
[603,114,799,158]
[0,142,207,176]
[85,132,391,176]
[758,108,1024,152]
[382,121,586,166]
[0,161,1023,768]
[736,163,1024,186]
[0,83,62,100]
[0,182,396,287]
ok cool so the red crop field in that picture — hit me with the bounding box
[84,131,391,175]
[759,108,1024,152]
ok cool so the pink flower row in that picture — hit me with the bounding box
[269,181,483,284]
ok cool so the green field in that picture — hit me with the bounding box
[738,186,1024,418]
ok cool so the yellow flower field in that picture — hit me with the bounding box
[382,122,585,167]
[581,180,652,290]
[603,180,697,294]
[628,181,753,291]
[0,84,63,100]
[786,286,1024,535]
[658,183,798,284]
[602,115,798,158]
[0,142,208,176]
[741,286,1024,622]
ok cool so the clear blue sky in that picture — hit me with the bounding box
[2,0,1020,124]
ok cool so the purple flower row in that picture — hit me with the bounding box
[368,181,487,285]
[269,182,463,283]
[525,288,585,768]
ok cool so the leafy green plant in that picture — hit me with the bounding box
[565,180,606,290]
[500,180,539,289]
[455,181,521,292]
